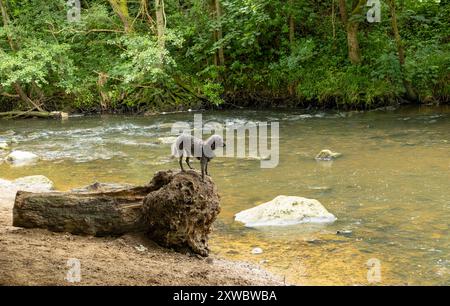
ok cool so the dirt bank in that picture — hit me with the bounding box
[0,194,283,286]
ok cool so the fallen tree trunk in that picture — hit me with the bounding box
[13,186,154,236]
[12,170,221,256]
[0,111,68,120]
[13,171,174,235]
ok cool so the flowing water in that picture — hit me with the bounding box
[1,106,449,285]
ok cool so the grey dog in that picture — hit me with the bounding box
[171,134,225,180]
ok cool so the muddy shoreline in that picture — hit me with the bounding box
[0,194,283,286]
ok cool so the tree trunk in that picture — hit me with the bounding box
[339,0,364,64]
[214,0,225,66]
[388,0,419,102]
[288,0,295,44]
[338,0,348,25]
[210,0,225,66]
[109,0,132,33]
[332,0,337,44]
[0,0,9,24]
[347,21,361,64]
[97,72,110,111]
[139,0,155,26]
[12,177,170,236]
[155,0,166,65]
[209,0,218,66]
[13,186,155,236]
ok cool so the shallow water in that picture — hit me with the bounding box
[1,106,449,285]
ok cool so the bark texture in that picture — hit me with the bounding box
[143,170,221,256]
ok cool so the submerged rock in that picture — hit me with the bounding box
[142,170,221,256]
[251,247,263,255]
[308,186,333,192]
[0,178,15,189]
[13,175,54,192]
[336,230,353,236]
[0,130,15,136]
[315,149,342,161]
[235,195,336,227]
[50,111,69,120]
[0,142,9,150]
[6,150,39,166]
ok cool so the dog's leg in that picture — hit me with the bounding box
[200,158,206,181]
[179,155,185,172]
[186,157,194,170]
[205,161,209,176]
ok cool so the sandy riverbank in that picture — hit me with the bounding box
[0,191,283,286]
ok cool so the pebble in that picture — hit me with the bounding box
[135,245,148,252]
[336,230,353,236]
[251,247,263,255]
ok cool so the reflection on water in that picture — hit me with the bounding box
[1,106,449,285]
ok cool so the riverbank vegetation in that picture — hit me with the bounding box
[0,0,448,113]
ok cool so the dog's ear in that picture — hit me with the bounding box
[211,140,216,151]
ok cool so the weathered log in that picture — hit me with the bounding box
[13,186,149,236]
[12,170,221,256]
[12,170,174,236]
[0,111,68,120]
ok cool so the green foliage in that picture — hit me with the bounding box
[0,40,75,89]
[0,0,448,112]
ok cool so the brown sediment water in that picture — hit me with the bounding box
[1,105,449,285]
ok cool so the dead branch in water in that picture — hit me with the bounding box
[0,111,68,120]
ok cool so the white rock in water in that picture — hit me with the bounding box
[0,178,16,205]
[251,247,263,255]
[315,149,342,161]
[0,178,15,189]
[0,130,15,136]
[6,150,39,166]
[235,195,337,227]
[13,175,54,192]
[0,142,9,150]
[50,111,69,119]
[157,136,178,145]
[0,176,54,206]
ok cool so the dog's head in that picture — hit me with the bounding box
[208,135,225,151]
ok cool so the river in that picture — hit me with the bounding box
[1,106,449,285]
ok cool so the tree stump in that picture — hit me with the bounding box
[143,170,221,256]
